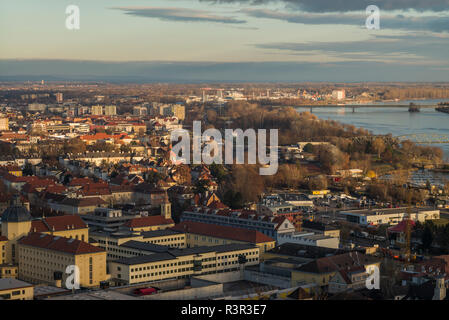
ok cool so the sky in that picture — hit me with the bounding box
[0,0,449,82]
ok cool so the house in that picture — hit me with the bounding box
[172,221,276,254]
[50,197,107,215]
[124,216,175,232]
[291,252,381,289]
[328,266,369,293]
[30,215,89,242]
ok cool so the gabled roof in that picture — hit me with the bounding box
[31,215,87,233]
[124,216,174,228]
[297,252,379,274]
[172,221,274,244]
[60,197,106,207]
[19,233,105,255]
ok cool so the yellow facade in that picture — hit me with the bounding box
[109,246,260,285]
[0,280,33,300]
[18,245,107,288]
[8,169,22,177]
[129,223,175,233]
[44,228,89,242]
[0,117,9,131]
[1,220,31,264]
[91,232,186,260]
[0,264,18,279]
[291,261,381,287]
[143,234,186,248]
[0,239,7,265]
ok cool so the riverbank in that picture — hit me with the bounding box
[436,106,449,114]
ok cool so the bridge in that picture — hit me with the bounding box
[396,133,449,144]
[298,104,438,113]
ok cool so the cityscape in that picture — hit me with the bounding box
[1,0,449,311]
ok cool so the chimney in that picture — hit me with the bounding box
[54,271,63,288]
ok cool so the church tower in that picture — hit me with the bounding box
[160,194,172,220]
[1,195,33,264]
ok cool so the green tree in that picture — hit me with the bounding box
[209,163,227,183]
[194,180,208,195]
[22,163,33,176]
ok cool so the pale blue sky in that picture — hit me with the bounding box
[1,0,448,81]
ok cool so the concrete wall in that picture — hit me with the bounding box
[195,270,243,283]
[244,269,291,289]
[145,280,223,300]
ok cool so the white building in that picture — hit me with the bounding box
[277,231,340,249]
[341,207,440,226]
[332,90,346,100]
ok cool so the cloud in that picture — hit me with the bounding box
[2,59,449,82]
[112,7,246,24]
[202,0,449,13]
[253,33,449,65]
[241,8,449,32]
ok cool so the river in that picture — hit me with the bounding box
[295,99,449,186]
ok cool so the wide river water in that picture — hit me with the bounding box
[295,99,449,186]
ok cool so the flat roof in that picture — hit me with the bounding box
[141,229,183,239]
[0,278,33,291]
[120,240,169,253]
[90,230,140,239]
[111,244,258,265]
[340,207,438,216]
[111,252,175,265]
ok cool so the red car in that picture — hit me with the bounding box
[134,287,158,296]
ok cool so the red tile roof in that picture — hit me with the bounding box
[172,221,274,244]
[19,233,105,255]
[31,215,87,233]
[124,216,174,228]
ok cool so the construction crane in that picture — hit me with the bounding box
[403,205,412,263]
[401,193,413,264]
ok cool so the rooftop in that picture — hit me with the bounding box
[0,278,33,291]
[19,233,105,255]
[172,221,274,244]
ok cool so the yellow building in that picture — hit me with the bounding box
[172,221,276,255]
[30,215,89,242]
[141,229,186,248]
[124,215,175,232]
[0,165,22,177]
[0,236,7,265]
[291,252,380,288]
[18,233,108,288]
[90,229,186,260]
[0,264,18,279]
[0,196,33,264]
[0,117,9,131]
[1,199,90,265]
[109,243,259,285]
[0,278,33,300]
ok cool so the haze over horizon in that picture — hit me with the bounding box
[1,0,449,82]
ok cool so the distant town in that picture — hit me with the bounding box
[0,81,449,301]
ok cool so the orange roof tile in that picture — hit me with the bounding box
[19,233,105,255]
[172,221,274,244]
